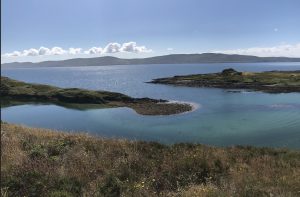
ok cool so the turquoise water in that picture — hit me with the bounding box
[1,62,300,148]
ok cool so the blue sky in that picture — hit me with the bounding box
[2,0,300,63]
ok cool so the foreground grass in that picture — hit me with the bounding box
[1,76,191,115]
[1,123,300,196]
[150,68,300,93]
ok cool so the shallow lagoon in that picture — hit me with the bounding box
[2,62,300,148]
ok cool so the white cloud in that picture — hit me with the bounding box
[69,48,82,55]
[23,48,39,56]
[214,43,300,57]
[83,42,151,55]
[167,48,174,51]
[1,42,152,59]
[121,42,152,53]
[2,51,22,57]
[103,42,121,53]
[2,46,67,57]
[84,47,103,54]
[38,47,51,55]
[51,47,66,55]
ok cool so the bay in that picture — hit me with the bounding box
[2,62,300,148]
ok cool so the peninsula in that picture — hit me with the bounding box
[0,77,192,115]
[149,69,300,93]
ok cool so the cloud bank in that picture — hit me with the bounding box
[84,42,152,55]
[2,42,152,58]
[214,43,300,57]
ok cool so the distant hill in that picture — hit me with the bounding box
[2,53,300,68]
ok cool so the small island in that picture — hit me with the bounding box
[149,68,300,93]
[1,76,192,115]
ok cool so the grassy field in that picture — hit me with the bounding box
[150,69,300,93]
[1,76,191,115]
[1,122,300,196]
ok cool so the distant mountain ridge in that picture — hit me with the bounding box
[2,53,300,68]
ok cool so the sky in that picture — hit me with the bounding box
[1,0,300,63]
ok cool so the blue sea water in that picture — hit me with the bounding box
[2,62,300,148]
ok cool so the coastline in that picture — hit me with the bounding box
[1,76,192,116]
[150,69,300,93]
[163,100,200,114]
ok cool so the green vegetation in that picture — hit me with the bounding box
[150,68,300,93]
[1,76,191,115]
[1,122,300,196]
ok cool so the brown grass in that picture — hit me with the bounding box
[1,122,300,196]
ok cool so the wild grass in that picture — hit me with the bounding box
[1,122,300,196]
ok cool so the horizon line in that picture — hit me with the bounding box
[2,52,300,65]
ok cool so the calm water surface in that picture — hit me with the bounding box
[2,62,300,148]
